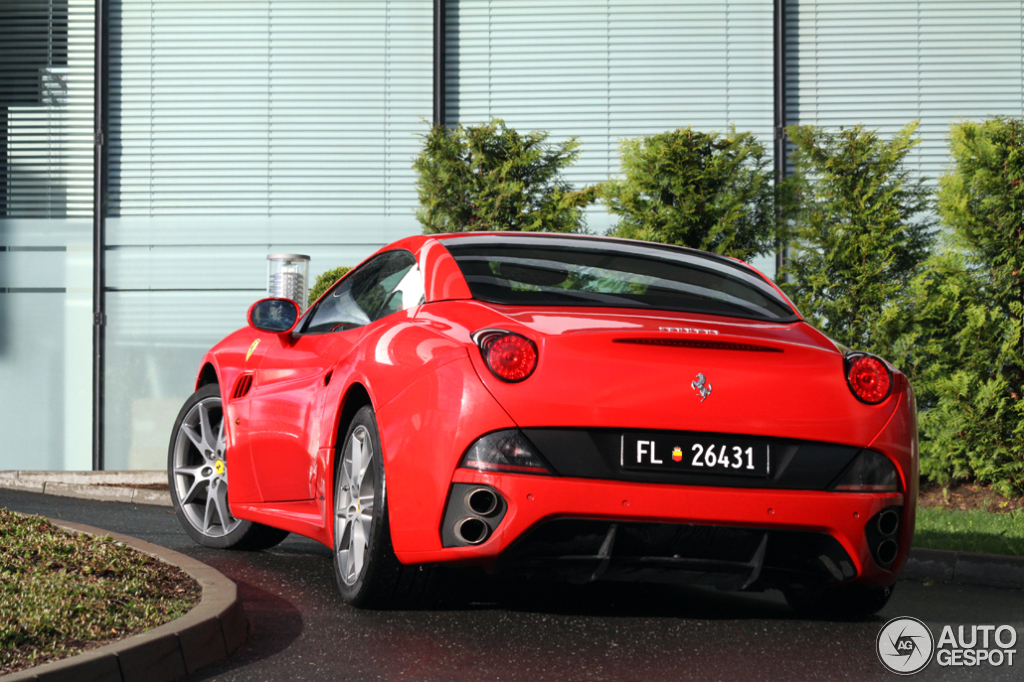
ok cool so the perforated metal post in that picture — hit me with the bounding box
[267,254,310,312]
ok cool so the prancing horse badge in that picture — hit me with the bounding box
[691,373,712,402]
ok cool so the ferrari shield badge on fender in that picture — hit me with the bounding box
[246,338,261,362]
[691,373,712,402]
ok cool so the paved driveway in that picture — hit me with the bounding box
[2,488,1021,681]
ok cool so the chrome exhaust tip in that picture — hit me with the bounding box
[454,517,490,545]
[465,487,499,516]
[877,509,900,536]
[877,539,899,565]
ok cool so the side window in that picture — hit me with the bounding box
[372,259,425,321]
[303,250,419,334]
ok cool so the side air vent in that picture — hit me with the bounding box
[232,373,254,399]
[613,338,783,353]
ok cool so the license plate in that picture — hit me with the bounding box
[620,433,770,477]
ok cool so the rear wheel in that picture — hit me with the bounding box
[168,384,289,550]
[784,583,894,619]
[333,405,437,607]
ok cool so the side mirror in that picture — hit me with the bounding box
[247,298,300,334]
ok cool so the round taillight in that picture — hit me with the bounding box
[478,331,538,382]
[846,354,893,404]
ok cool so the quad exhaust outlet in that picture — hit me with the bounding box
[876,509,900,536]
[441,483,508,548]
[876,539,899,565]
[866,506,902,569]
[454,517,490,545]
[465,488,499,516]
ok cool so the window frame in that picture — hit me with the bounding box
[296,248,420,335]
[441,235,801,323]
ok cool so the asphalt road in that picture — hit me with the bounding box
[2,489,1022,682]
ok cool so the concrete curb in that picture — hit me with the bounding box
[0,520,246,682]
[903,547,1024,590]
[0,471,171,507]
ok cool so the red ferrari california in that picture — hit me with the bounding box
[168,232,917,616]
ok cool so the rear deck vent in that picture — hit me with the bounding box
[232,373,254,399]
[614,338,783,353]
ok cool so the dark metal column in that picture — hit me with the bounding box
[92,0,108,471]
[773,0,787,274]
[433,0,446,126]
[1,108,7,217]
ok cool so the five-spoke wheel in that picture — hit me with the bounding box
[171,390,240,537]
[331,405,438,607]
[335,423,377,586]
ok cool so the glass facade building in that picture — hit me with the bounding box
[1,0,95,471]
[2,0,1023,470]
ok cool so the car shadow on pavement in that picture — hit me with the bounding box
[180,579,304,681]
[428,568,806,621]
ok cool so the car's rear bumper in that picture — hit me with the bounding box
[395,471,908,590]
[381,356,917,591]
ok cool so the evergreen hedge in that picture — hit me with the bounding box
[600,126,781,261]
[780,122,934,354]
[413,118,596,233]
[885,117,1024,495]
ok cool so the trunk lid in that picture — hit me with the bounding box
[471,307,899,448]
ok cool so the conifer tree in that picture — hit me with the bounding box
[414,119,596,233]
[781,122,934,353]
[600,127,780,261]
[891,117,1024,494]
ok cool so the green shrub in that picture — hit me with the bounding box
[413,118,596,233]
[599,126,781,261]
[780,122,934,354]
[309,266,351,303]
[891,117,1024,496]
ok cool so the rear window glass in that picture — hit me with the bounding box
[443,236,798,322]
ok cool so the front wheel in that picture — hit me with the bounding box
[168,384,289,550]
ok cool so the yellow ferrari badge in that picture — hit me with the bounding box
[245,338,261,362]
[215,460,225,476]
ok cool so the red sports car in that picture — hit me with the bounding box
[168,232,917,616]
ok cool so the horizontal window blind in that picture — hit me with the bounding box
[104,1,432,471]
[108,0,432,218]
[0,0,95,472]
[785,0,1024,184]
[1,0,94,218]
[445,0,776,192]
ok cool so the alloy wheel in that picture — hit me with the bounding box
[171,396,241,537]
[335,425,376,586]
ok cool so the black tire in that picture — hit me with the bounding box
[333,405,437,608]
[784,583,895,619]
[168,384,289,551]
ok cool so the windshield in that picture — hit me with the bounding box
[443,236,798,322]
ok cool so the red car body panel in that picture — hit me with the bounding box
[194,232,919,593]
[425,302,900,445]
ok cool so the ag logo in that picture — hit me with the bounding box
[877,617,935,675]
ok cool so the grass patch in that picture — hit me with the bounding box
[0,508,200,675]
[913,506,1024,557]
